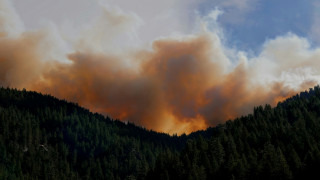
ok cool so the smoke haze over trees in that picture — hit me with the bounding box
[1,0,320,133]
[2,86,320,179]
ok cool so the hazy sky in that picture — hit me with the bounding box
[11,0,319,52]
[2,0,320,134]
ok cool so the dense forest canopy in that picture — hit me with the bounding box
[1,86,320,179]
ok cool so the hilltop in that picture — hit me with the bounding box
[1,86,320,179]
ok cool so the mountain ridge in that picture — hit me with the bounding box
[1,86,320,179]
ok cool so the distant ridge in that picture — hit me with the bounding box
[0,87,184,179]
[1,86,320,179]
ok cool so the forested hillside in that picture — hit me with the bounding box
[0,87,185,179]
[149,86,320,180]
[1,86,320,179]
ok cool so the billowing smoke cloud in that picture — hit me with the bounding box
[1,0,320,134]
[0,0,24,36]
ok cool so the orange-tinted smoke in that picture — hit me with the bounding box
[0,32,45,88]
[33,34,220,134]
[31,34,304,134]
[0,32,314,134]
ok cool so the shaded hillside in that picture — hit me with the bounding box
[0,87,185,179]
[149,86,320,180]
[2,86,320,179]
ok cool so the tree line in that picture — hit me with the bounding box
[1,86,320,179]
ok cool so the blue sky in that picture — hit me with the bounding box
[198,0,316,51]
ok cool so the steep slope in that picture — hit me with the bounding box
[0,87,185,179]
[149,86,320,180]
[2,86,320,179]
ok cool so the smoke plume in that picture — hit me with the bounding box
[1,1,320,134]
